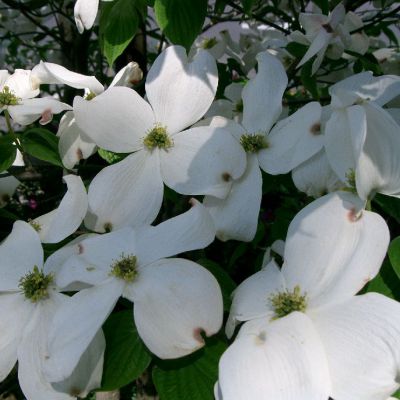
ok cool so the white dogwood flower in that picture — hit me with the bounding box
[74,45,246,232]
[218,191,397,400]
[203,51,287,242]
[44,200,223,384]
[0,221,105,400]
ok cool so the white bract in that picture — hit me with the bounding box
[203,51,287,242]
[73,45,245,232]
[0,173,19,207]
[325,72,400,200]
[30,175,88,243]
[0,221,105,400]
[292,3,369,74]
[218,191,397,400]
[44,201,223,384]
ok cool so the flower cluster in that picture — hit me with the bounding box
[0,1,400,399]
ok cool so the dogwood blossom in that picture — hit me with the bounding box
[203,51,287,241]
[0,221,105,400]
[73,45,245,232]
[44,201,223,384]
[218,191,398,400]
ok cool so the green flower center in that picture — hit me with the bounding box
[240,134,268,153]
[85,91,97,101]
[344,169,357,194]
[270,286,307,319]
[0,86,20,106]
[110,253,138,282]
[201,37,218,49]
[29,220,42,232]
[19,266,54,303]
[143,124,173,151]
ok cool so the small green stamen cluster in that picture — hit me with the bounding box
[201,37,218,49]
[110,253,138,282]
[344,169,357,194]
[143,125,173,151]
[0,86,20,106]
[270,286,307,319]
[29,220,42,232]
[85,91,97,101]
[19,266,54,303]
[240,134,268,153]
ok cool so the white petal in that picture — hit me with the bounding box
[203,153,262,242]
[8,97,72,126]
[324,105,367,182]
[0,174,19,207]
[18,297,73,400]
[292,150,344,197]
[57,111,97,169]
[224,82,243,103]
[85,150,163,232]
[146,46,218,134]
[0,221,43,291]
[55,228,136,288]
[44,281,123,383]
[5,69,39,99]
[297,29,332,69]
[73,87,154,153]
[300,13,328,36]
[74,0,99,33]
[51,330,105,397]
[225,260,285,338]
[32,61,103,94]
[241,51,287,134]
[330,72,400,107]
[311,293,400,400]
[130,258,223,359]
[31,175,88,243]
[356,103,400,200]
[219,313,331,400]
[109,62,143,87]
[282,192,390,307]
[258,102,323,174]
[135,199,215,266]
[161,126,246,199]
[0,293,33,380]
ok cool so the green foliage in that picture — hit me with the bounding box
[241,0,256,14]
[154,0,208,51]
[100,311,152,391]
[311,0,329,14]
[0,136,17,173]
[153,337,227,400]
[300,61,319,99]
[389,237,400,280]
[98,148,127,164]
[374,194,400,223]
[20,128,63,167]
[100,0,143,66]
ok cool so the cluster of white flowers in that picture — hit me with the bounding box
[0,1,400,399]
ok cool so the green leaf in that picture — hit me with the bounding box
[300,61,319,99]
[154,0,208,51]
[100,311,152,391]
[373,193,400,223]
[20,128,63,167]
[241,0,255,14]
[312,0,329,14]
[97,148,127,164]
[0,136,17,173]
[153,337,227,400]
[197,258,236,311]
[100,0,140,66]
[363,259,400,301]
[285,42,307,59]
[389,237,400,280]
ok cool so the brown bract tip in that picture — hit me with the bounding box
[310,122,321,135]
[347,207,363,222]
